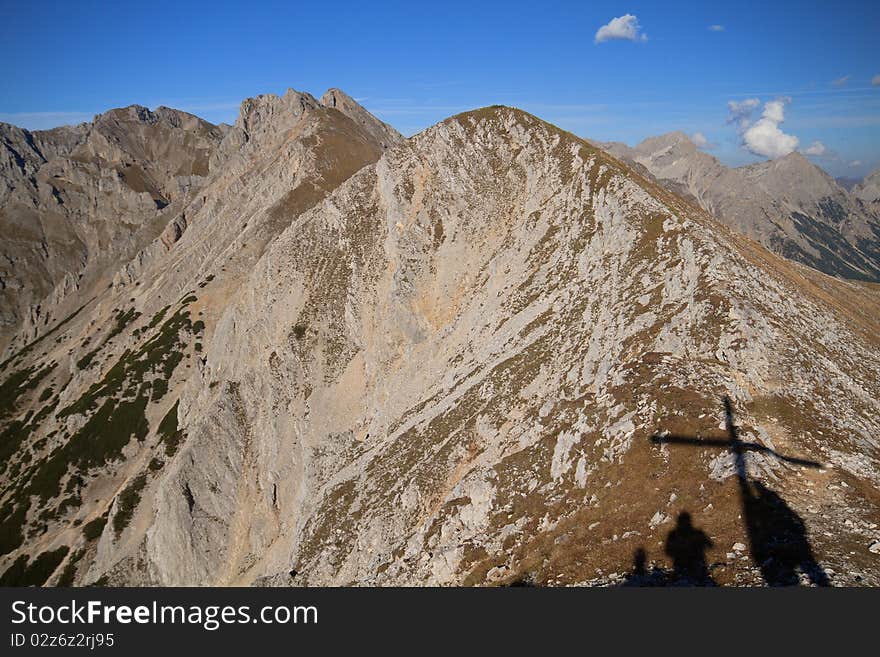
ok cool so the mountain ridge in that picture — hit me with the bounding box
[0,94,878,588]
[602,132,880,282]
[0,88,403,357]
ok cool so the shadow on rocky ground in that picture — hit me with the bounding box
[628,397,829,587]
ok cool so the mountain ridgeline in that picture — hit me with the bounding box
[0,91,878,587]
[601,132,880,282]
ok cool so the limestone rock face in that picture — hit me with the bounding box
[0,99,878,588]
[603,135,880,282]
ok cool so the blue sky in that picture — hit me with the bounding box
[1,0,878,177]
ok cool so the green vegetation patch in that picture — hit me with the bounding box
[25,304,193,504]
[59,304,193,420]
[30,393,150,501]
[157,400,184,456]
[106,307,141,343]
[0,362,56,421]
[56,548,85,586]
[150,378,168,401]
[0,300,194,552]
[76,349,99,370]
[0,420,28,476]
[147,305,170,331]
[0,546,69,586]
[0,391,61,479]
[112,473,147,536]
[0,502,28,556]
[82,512,109,542]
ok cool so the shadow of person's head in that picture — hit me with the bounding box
[676,511,693,530]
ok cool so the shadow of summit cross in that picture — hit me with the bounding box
[647,396,829,586]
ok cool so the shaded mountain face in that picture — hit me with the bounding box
[0,100,878,588]
[0,107,226,348]
[603,134,880,282]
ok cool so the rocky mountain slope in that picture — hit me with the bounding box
[0,107,226,349]
[0,97,878,587]
[603,133,880,282]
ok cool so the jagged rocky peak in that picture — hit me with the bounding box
[212,86,402,172]
[92,104,219,136]
[209,88,324,166]
[611,131,723,186]
[634,130,699,154]
[0,123,43,183]
[738,151,842,200]
[320,87,403,149]
[0,101,227,349]
[236,88,321,133]
[75,104,225,184]
[854,168,880,204]
[741,149,824,178]
[94,104,163,126]
[0,84,401,353]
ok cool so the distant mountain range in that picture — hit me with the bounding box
[600,132,880,282]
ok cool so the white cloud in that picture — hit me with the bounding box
[594,15,647,44]
[873,75,880,86]
[731,97,799,159]
[743,99,799,158]
[708,24,725,32]
[832,74,851,87]
[726,98,760,130]
[762,98,787,123]
[849,160,862,167]
[690,132,716,150]
[802,141,828,156]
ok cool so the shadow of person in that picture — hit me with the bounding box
[622,547,668,586]
[664,512,716,586]
[632,548,648,579]
[651,396,829,586]
[741,479,830,586]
